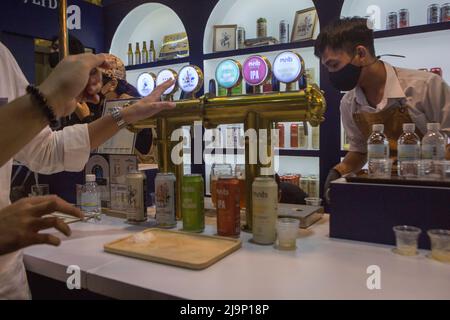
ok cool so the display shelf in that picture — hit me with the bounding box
[125,57,191,71]
[204,0,319,55]
[341,0,450,30]
[203,40,315,60]
[276,149,320,157]
[110,3,189,67]
[373,21,450,39]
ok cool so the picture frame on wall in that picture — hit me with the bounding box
[291,7,318,42]
[213,24,237,52]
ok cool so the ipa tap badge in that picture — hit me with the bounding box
[136,72,156,97]
[273,51,305,84]
[242,55,271,87]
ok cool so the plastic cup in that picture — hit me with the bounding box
[31,184,50,196]
[276,218,298,250]
[305,197,322,206]
[393,225,421,256]
[368,159,392,178]
[427,229,450,263]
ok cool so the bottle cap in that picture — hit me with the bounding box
[427,123,441,131]
[86,174,96,182]
[403,123,415,132]
[372,124,384,132]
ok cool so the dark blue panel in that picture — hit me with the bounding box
[330,182,450,250]
[0,32,35,83]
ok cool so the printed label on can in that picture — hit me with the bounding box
[156,176,176,227]
[252,179,278,244]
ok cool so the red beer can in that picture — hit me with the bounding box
[216,176,241,237]
[290,124,299,148]
[277,123,285,148]
[430,67,442,77]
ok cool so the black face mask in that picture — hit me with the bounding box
[49,52,60,69]
[328,62,362,92]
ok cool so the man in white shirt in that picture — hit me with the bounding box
[313,18,450,201]
[0,41,175,299]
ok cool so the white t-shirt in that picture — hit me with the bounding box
[0,41,91,299]
[341,61,450,153]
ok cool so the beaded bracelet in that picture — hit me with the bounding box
[26,85,59,128]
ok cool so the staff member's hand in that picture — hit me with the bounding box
[0,196,84,256]
[121,79,177,124]
[38,53,112,117]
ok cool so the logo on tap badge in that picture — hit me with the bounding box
[243,55,270,86]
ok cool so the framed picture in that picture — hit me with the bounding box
[213,24,237,52]
[291,7,318,42]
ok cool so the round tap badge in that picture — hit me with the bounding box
[242,55,271,86]
[156,69,178,95]
[273,51,305,84]
[136,72,156,97]
[177,65,204,94]
[215,59,242,89]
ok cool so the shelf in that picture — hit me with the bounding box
[373,22,450,40]
[125,57,190,71]
[203,40,315,60]
[276,149,320,157]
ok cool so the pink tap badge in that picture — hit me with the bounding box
[243,55,270,86]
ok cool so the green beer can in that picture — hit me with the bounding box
[181,174,205,232]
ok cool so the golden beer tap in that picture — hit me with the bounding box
[130,84,326,230]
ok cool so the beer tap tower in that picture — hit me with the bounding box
[131,84,326,230]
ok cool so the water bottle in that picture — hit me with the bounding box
[367,124,390,176]
[81,174,101,219]
[397,123,421,177]
[422,123,446,160]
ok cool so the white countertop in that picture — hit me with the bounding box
[24,209,450,300]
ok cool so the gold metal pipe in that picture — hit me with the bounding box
[58,0,69,60]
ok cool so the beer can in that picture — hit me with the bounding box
[216,176,241,237]
[234,164,246,209]
[182,174,205,232]
[442,3,450,22]
[311,125,320,150]
[386,12,398,30]
[298,122,308,148]
[428,4,440,24]
[430,67,443,77]
[300,176,309,193]
[155,172,177,228]
[279,20,289,44]
[237,27,246,49]
[277,123,285,148]
[290,124,299,148]
[308,175,319,198]
[257,18,267,38]
[252,176,278,245]
[399,9,409,28]
[126,170,147,224]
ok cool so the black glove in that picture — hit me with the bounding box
[324,168,342,205]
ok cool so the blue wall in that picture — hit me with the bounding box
[0,0,104,83]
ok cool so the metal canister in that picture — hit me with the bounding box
[308,175,319,198]
[441,3,450,22]
[277,123,285,148]
[237,27,246,49]
[279,20,289,44]
[216,176,241,237]
[257,18,267,38]
[126,170,147,224]
[252,176,278,245]
[290,124,299,148]
[155,172,177,228]
[311,125,320,150]
[386,12,398,30]
[298,122,308,148]
[428,4,440,24]
[300,176,309,193]
[181,174,205,232]
[399,9,409,28]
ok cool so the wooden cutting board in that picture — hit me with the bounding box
[104,229,242,270]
